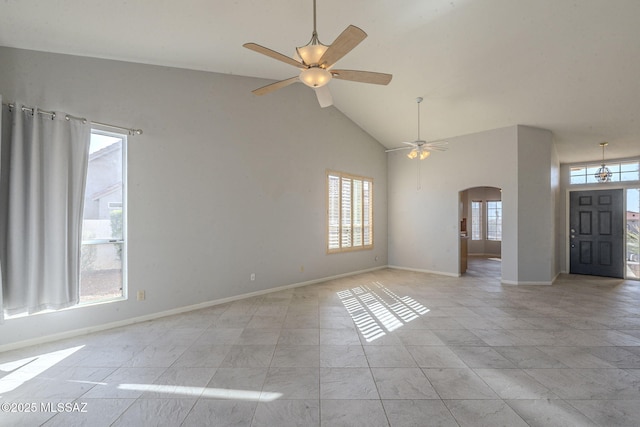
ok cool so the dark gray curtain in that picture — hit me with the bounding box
[0,101,90,317]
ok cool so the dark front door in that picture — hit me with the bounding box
[570,189,624,278]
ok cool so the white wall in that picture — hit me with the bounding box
[388,126,519,279]
[0,47,388,347]
[388,125,557,284]
[551,141,561,277]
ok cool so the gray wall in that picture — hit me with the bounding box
[516,125,557,283]
[388,126,519,280]
[0,47,388,347]
[388,124,558,284]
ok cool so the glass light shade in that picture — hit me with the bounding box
[296,44,328,65]
[419,150,431,160]
[299,67,332,88]
[407,149,418,159]
[595,164,612,182]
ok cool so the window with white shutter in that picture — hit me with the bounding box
[327,170,373,253]
[471,201,482,241]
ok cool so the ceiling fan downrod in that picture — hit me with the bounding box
[307,0,323,46]
[416,97,423,141]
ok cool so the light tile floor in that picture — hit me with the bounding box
[3,259,640,426]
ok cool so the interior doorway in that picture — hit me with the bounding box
[459,186,502,279]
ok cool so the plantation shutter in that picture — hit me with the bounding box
[328,174,340,250]
[341,177,352,248]
[327,171,373,253]
[363,180,372,246]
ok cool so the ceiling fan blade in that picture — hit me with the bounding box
[314,85,333,108]
[402,141,418,146]
[252,77,299,96]
[243,43,306,69]
[318,25,367,68]
[385,146,412,152]
[331,69,392,85]
[424,146,449,152]
[423,140,449,151]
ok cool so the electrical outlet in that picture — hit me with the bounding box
[250,273,255,281]
[300,265,304,272]
[137,290,145,301]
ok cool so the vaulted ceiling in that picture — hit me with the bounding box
[2,0,639,163]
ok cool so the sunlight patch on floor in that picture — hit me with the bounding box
[338,282,429,342]
[0,345,84,394]
[118,383,282,401]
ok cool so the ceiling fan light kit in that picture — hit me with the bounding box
[243,0,392,107]
[407,149,431,160]
[300,67,331,88]
[296,43,328,66]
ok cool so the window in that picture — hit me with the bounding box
[327,170,373,253]
[628,188,640,280]
[80,130,127,303]
[570,161,640,184]
[471,201,482,240]
[486,201,502,241]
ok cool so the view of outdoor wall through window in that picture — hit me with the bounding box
[628,188,640,279]
[80,131,126,303]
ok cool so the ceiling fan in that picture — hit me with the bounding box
[243,0,392,108]
[385,97,448,159]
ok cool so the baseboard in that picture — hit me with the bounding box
[501,271,560,286]
[387,265,461,278]
[0,265,388,353]
[501,279,553,285]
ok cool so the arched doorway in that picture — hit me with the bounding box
[459,186,502,279]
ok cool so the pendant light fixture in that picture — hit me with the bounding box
[594,142,612,183]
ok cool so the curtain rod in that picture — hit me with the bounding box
[2,102,143,136]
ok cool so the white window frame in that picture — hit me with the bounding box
[570,160,640,185]
[486,200,502,241]
[80,129,127,303]
[327,170,373,253]
[471,200,483,241]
